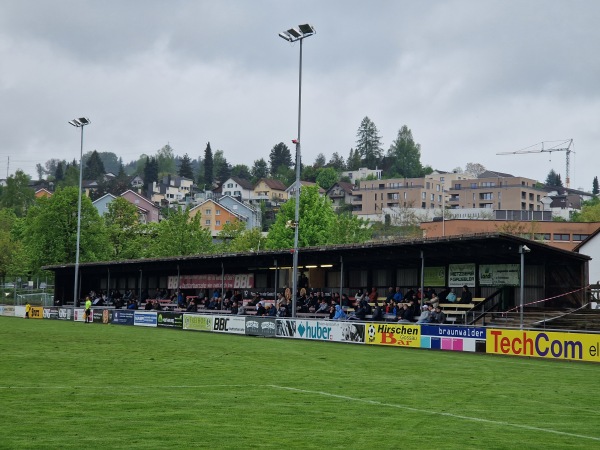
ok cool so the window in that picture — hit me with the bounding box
[480,182,496,187]
[480,193,493,200]
[553,233,570,241]
[421,192,426,200]
[205,209,211,215]
[470,183,477,189]
[234,191,241,196]
[216,209,221,215]
[454,184,461,190]
[205,219,211,225]
[572,234,590,241]
[430,193,434,201]
[534,233,551,241]
[227,183,233,188]
[216,220,221,226]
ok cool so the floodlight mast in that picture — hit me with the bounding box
[69,117,90,307]
[279,24,315,318]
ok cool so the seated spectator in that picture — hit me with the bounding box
[438,287,450,302]
[446,289,457,303]
[256,301,267,316]
[231,301,239,315]
[349,301,367,321]
[371,301,384,321]
[315,299,329,314]
[177,291,186,309]
[144,301,153,310]
[397,304,414,323]
[341,294,351,307]
[332,304,347,320]
[417,304,432,323]
[428,293,440,308]
[368,287,378,302]
[153,301,163,311]
[409,298,420,318]
[429,306,446,324]
[385,287,395,303]
[393,287,403,302]
[460,285,473,304]
[207,297,217,310]
[277,300,289,318]
[328,304,336,320]
[186,298,198,312]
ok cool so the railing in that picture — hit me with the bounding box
[466,289,503,325]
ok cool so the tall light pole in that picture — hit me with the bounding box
[519,244,530,329]
[68,117,90,307]
[279,24,316,317]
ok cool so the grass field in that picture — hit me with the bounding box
[0,317,599,449]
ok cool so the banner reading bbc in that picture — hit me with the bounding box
[365,323,421,347]
[212,316,245,334]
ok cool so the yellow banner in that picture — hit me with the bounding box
[30,306,44,320]
[487,328,600,363]
[365,323,421,347]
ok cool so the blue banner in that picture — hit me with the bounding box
[113,310,135,325]
[134,311,157,327]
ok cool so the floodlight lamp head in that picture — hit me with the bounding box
[68,117,91,127]
[520,245,531,253]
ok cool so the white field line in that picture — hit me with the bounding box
[2,383,599,443]
[267,384,600,443]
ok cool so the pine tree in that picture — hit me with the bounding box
[83,150,106,181]
[269,142,293,175]
[593,176,599,195]
[355,116,383,169]
[204,142,214,187]
[55,162,64,181]
[178,153,194,179]
[387,125,424,178]
[143,157,159,195]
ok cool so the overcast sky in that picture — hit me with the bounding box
[1,0,598,190]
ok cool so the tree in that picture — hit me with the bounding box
[143,157,159,195]
[105,163,130,196]
[571,197,600,222]
[0,210,26,283]
[327,152,346,171]
[545,169,563,187]
[251,158,269,183]
[386,125,424,178]
[146,207,213,257]
[213,150,231,183]
[83,150,106,181]
[464,163,487,178]
[231,164,252,180]
[329,213,372,245]
[355,117,383,169]
[178,153,194,179]
[218,221,266,253]
[44,159,62,177]
[156,144,176,176]
[0,170,35,217]
[269,142,293,175]
[204,142,214,187]
[313,153,326,168]
[346,148,361,171]
[35,163,44,181]
[104,197,146,259]
[54,162,64,182]
[315,167,338,190]
[22,187,110,271]
[593,176,599,196]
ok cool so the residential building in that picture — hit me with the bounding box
[221,177,254,202]
[326,181,354,212]
[121,190,160,223]
[149,175,195,206]
[253,178,288,204]
[189,199,241,237]
[34,188,53,199]
[341,167,382,182]
[218,195,261,230]
[92,193,117,216]
[421,219,600,251]
[286,180,326,199]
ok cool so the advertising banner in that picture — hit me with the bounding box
[157,312,183,329]
[43,307,59,320]
[15,305,25,318]
[73,308,87,322]
[102,309,113,324]
[112,310,135,325]
[365,323,421,347]
[183,314,213,331]
[424,267,446,286]
[293,320,366,344]
[1,305,15,317]
[58,308,73,321]
[487,328,600,363]
[30,306,44,319]
[212,316,245,334]
[168,273,254,290]
[244,317,276,337]
[479,264,520,286]
[276,319,296,338]
[420,325,486,352]
[134,311,157,327]
[448,263,476,287]
[91,310,112,323]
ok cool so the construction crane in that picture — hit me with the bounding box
[497,139,574,188]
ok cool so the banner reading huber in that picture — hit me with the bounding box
[487,328,600,363]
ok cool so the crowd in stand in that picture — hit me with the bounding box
[82,283,475,325]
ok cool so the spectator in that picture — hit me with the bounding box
[328,304,336,320]
[341,294,351,307]
[231,301,239,315]
[409,298,420,318]
[332,304,347,320]
[186,298,198,312]
[428,293,440,308]
[256,301,267,316]
[417,304,432,324]
[277,300,289,318]
[371,301,384,321]
[315,299,329,314]
[438,287,450,302]
[446,289,457,303]
[429,306,446,324]
[267,304,277,317]
[144,300,153,310]
[397,304,414,323]
[368,287,378,302]
[460,285,473,304]
[385,287,395,303]
[393,287,403,302]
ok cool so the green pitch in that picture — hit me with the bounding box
[0,317,598,449]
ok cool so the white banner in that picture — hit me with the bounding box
[479,264,520,286]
